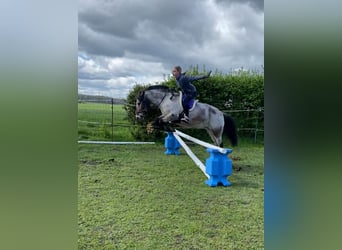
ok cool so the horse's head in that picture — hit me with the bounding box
[135,85,172,121]
[135,90,148,121]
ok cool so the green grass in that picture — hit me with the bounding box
[78,142,264,249]
[78,101,264,249]
[78,103,134,141]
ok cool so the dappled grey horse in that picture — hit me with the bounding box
[135,85,237,147]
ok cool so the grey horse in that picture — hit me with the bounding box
[135,85,237,147]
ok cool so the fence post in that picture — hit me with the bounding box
[254,109,259,143]
[111,98,114,141]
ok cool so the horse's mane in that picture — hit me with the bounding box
[146,85,171,91]
[145,85,180,96]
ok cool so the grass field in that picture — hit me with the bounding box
[78,103,264,249]
[78,103,134,141]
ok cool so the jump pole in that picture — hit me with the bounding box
[165,130,233,187]
[78,141,155,145]
[174,130,228,154]
[173,133,210,179]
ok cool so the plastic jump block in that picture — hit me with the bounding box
[164,132,180,155]
[205,148,233,187]
[164,132,233,187]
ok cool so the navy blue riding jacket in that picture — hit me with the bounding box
[175,73,209,99]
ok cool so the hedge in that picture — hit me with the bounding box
[124,67,264,143]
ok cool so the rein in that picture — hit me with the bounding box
[141,87,174,110]
[157,93,168,108]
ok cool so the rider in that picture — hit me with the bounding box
[172,66,211,122]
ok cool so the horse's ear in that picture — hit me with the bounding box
[137,90,143,97]
[137,90,145,102]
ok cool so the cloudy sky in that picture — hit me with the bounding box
[78,0,264,99]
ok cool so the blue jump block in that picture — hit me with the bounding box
[164,132,180,155]
[205,148,233,187]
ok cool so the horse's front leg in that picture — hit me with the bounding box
[151,115,164,128]
[152,115,174,132]
[159,113,179,123]
[151,115,169,128]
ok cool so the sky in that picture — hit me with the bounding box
[78,0,264,99]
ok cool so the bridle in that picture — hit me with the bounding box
[138,90,168,111]
[136,87,175,121]
[156,92,168,108]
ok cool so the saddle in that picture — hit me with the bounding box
[165,92,198,124]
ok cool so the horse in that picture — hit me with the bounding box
[135,85,238,147]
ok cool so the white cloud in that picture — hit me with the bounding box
[78,55,170,98]
[78,0,264,99]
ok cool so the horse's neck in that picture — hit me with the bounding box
[162,94,183,114]
[146,90,168,106]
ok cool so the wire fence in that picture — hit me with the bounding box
[223,108,264,143]
[78,99,264,143]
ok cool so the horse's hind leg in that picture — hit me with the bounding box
[206,129,222,147]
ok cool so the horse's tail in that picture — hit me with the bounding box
[223,114,238,146]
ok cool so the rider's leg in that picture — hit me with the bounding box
[181,93,195,122]
[181,96,191,122]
